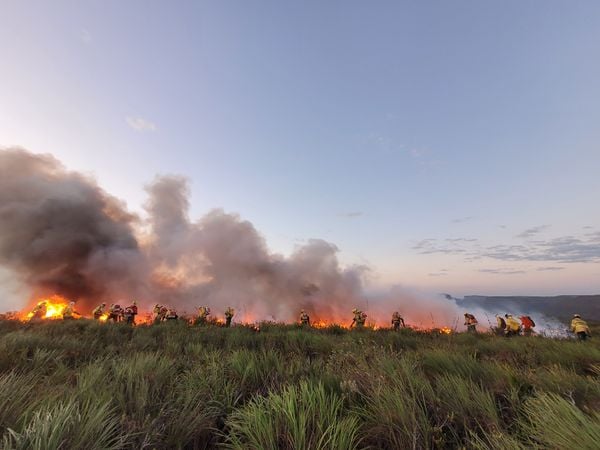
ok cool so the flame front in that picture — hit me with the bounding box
[24,295,70,321]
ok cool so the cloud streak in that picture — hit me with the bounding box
[413,234,600,264]
[338,212,363,218]
[126,116,157,132]
[516,225,550,239]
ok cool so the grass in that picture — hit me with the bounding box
[0,319,598,449]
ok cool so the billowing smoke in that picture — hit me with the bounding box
[0,148,147,311]
[6,147,569,330]
[142,175,368,321]
[0,148,377,322]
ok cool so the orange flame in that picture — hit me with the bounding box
[24,295,70,321]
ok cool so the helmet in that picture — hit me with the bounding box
[132,300,137,305]
[352,308,358,313]
[69,302,75,306]
[505,314,510,318]
[101,303,106,307]
[300,309,305,313]
[573,314,581,318]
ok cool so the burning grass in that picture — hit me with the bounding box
[0,319,598,449]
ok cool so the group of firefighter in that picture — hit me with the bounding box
[91,301,139,324]
[464,312,591,340]
[301,309,591,340]
[29,300,591,339]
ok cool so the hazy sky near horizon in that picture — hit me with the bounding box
[1,1,600,296]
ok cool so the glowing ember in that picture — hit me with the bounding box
[24,295,70,321]
[439,327,452,335]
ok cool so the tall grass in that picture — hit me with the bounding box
[224,380,361,450]
[519,392,600,449]
[0,319,598,448]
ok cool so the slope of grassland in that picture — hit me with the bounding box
[0,320,598,449]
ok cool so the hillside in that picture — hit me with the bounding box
[455,295,600,321]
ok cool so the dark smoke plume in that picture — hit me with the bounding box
[0,148,146,309]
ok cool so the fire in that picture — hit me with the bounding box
[439,327,452,335]
[24,295,70,321]
[312,320,329,328]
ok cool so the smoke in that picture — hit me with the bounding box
[143,175,368,321]
[0,148,147,310]
[4,148,521,327]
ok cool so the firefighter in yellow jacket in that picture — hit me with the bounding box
[571,315,591,341]
[195,306,210,325]
[504,314,521,337]
[62,302,78,320]
[299,310,310,327]
[224,307,235,327]
[391,311,405,331]
[351,309,366,328]
[464,313,478,333]
[92,303,106,320]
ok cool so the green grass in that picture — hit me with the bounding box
[0,319,598,449]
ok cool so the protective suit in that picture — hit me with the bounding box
[391,312,405,331]
[571,316,590,341]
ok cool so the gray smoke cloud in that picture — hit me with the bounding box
[143,175,368,321]
[0,148,146,310]
[0,148,371,320]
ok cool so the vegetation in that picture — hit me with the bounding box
[0,319,598,449]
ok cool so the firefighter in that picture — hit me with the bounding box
[495,315,507,335]
[62,301,78,320]
[129,300,138,324]
[30,301,47,321]
[195,306,210,325]
[165,308,178,321]
[224,307,234,327]
[92,303,106,320]
[571,314,591,341]
[108,304,123,322]
[391,311,405,331]
[153,304,163,324]
[123,306,135,325]
[520,315,536,336]
[351,308,366,328]
[504,314,521,337]
[464,313,478,333]
[299,309,310,327]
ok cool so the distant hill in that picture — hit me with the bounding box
[454,295,600,321]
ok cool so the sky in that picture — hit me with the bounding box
[1,0,600,297]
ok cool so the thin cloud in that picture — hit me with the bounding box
[81,29,92,44]
[452,216,474,224]
[338,212,363,218]
[479,268,526,275]
[516,225,550,239]
[412,232,600,263]
[126,116,157,132]
[536,266,565,271]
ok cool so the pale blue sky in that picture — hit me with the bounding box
[2,1,600,295]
